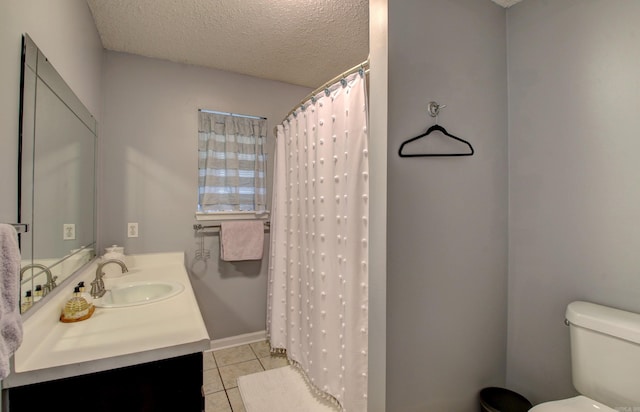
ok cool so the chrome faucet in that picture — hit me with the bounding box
[20,263,58,296]
[90,259,128,299]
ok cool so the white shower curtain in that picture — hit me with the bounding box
[267,71,369,412]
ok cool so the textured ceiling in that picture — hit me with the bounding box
[86,0,369,89]
[86,1,523,88]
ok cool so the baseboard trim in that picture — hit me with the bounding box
[208,330,267,351]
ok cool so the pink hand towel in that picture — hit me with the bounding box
[220,221,264,261]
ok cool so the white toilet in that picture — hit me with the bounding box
[530,301,640,411]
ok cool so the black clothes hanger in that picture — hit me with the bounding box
[398,123,474,157]
[398,102,474,157]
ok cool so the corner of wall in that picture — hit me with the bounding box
[368,0,388,411]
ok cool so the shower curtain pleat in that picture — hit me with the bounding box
[267,72,369,412]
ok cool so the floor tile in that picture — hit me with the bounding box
[202,341,284,410]
[203,351,217,370]
[205,390,232,412]
[214,344,256,367]
[259,355,289,371]
[226,387,246,412]
[203,368,224,394]
[219,359,264,389]
[249,340,271,358]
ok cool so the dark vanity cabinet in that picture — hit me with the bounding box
[4,352,203,412]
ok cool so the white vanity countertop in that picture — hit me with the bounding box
[4,252,210,388]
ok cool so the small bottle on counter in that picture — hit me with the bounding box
[21,290,33,312]
[77,281,93,304]
[34,284,43,302]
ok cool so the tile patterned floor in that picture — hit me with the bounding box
[203,340,289,412]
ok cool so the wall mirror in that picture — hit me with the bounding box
[19,34,97,314]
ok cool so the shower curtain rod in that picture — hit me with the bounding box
[277,59,370,128]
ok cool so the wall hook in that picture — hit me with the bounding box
[427,101,447,123]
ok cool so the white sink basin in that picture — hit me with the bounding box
[94,281,184,308]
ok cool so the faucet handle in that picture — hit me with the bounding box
[90,279,106,299]
[90,280,99,299]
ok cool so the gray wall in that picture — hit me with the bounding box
[100,51,310,339]
[387,0,508,410]
[10,1,640,408]
[0,1,101,402]
[0,0,103,224]
[506,0,640,404]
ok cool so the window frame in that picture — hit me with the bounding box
[196,109,269,221]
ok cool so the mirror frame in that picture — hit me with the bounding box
[18,34,98,316]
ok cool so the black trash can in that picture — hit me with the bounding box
[479,387,532,412]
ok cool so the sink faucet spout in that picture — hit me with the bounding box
[20,263,58,296]
[91,259,129,299]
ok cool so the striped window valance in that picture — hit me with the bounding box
[198,111,267,213]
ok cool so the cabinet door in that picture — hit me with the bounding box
[5,353,204,412]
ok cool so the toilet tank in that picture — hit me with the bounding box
[566,301,640,407]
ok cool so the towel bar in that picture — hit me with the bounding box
[193,221,270,231]
[3,223,29,233]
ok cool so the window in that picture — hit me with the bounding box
[197,110,267,217]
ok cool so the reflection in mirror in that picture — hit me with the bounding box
[19,34,97,314]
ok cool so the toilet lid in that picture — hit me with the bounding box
[529,395,616,412]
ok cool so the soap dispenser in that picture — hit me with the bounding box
[60,286,95,323]
[77,281,93,304]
